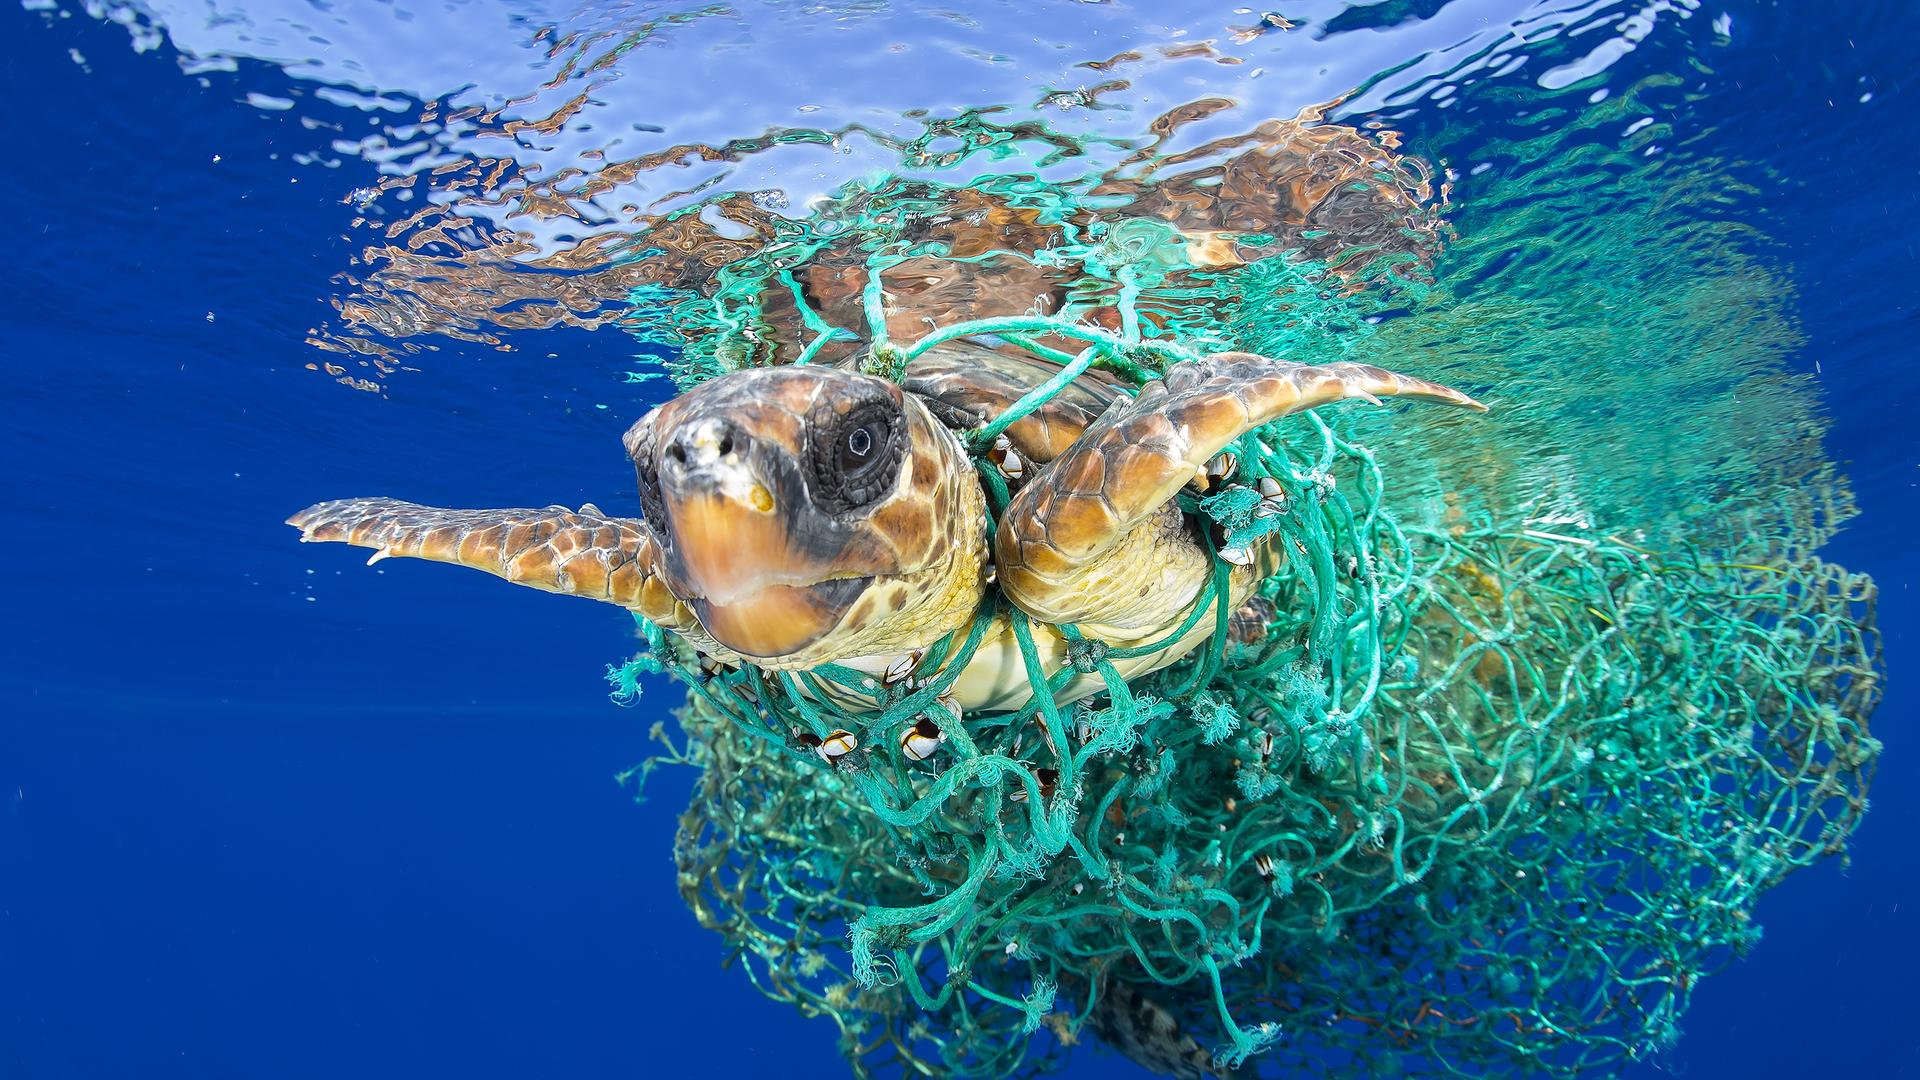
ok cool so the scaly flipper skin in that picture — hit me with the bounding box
[995,353,1486,629]
[286,498,693,630]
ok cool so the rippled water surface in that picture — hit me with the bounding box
[3,1,1915,1078]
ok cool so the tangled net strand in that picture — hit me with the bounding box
[611,245,1881,1079]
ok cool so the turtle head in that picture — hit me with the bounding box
[624,365,983,667]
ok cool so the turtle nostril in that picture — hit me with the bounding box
[666,418,745,470]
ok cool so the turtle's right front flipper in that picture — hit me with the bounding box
[995,354,1485,632]
[287,498,691,628]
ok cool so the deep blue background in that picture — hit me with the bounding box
[2,3,1914,1078]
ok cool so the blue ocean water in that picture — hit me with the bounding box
[1,1,1913,1077]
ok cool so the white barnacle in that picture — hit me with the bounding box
[1254,475,1287,518]
[899,717,946,761]
[986,433,1027,482]
[1006,767,1059,804]
[882,650,922,686]
[817,729,858,764]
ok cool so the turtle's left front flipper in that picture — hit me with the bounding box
[287,497,690,628]
[995,353,1485,630]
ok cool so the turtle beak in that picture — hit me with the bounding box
[653,416,869,660]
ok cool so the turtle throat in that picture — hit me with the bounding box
[660,482,874,660]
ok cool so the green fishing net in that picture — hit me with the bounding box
[604,164,1881,1079]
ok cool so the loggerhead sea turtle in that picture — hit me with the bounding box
[289,343,1482,713]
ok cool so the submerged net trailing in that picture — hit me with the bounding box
[606,188,1881,1078]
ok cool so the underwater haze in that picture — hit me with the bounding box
[1,1,1915,1078]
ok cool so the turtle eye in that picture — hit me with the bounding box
[840,421,881,476]
[811,397,904,514]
